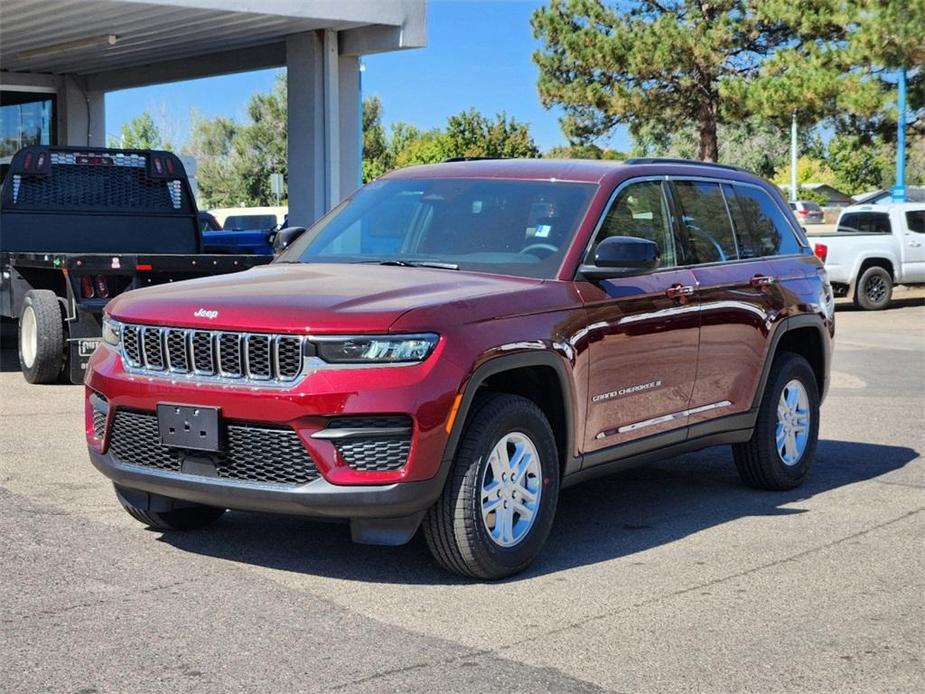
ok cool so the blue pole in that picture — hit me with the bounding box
[892,67,907,202]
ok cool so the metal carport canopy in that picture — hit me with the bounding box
[0,0,427,222]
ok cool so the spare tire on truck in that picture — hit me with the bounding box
[18,289,65,384]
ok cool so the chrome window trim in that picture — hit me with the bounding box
[575,173,809,282]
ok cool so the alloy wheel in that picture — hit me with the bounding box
[776,379,810,466]
[480,432,542,547]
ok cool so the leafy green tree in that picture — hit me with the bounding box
[362,96,390,182]
[826,132,893,194]
[444,109,540,159]
[545,143,624,159]
[109,112,163,149]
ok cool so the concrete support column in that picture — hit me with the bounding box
[286,31,325,226]
[55,76,105,147]
[322,29,340,208]
[86,90,105,147]
[338,54,362,198]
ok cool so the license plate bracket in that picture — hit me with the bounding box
[157,404,222,452]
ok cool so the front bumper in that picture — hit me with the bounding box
[88,448,445,520]
[85,341,464,485]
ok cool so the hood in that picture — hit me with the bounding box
[106,262,543,333]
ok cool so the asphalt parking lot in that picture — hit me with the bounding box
[1,292,923,693]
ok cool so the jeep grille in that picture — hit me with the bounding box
[120,324,304,385]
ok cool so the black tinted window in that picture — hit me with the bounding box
[673,181,737,263]
[593,181,678,267]
[730,185,802,257]
[839,212,891,234]
[906,210,924,233]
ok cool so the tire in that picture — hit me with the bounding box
[423,393,560,580]
[854,265,892,310]
[733,352,820,491]
[116,489,226,531]
[18,289,65,384]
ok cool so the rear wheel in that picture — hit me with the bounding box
[423,393,560,580]
[18,289,65,384]
[733,352,820,490]
[854,265,892,310]
[115,487,226,531]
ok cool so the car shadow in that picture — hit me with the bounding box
[155,438,917,584]
[836,295,925,312]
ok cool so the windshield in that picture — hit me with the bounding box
[278,178,596,278]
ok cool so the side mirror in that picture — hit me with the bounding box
[273,226,306,254]
[579,236,659,281]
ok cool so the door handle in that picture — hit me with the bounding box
[751,274,775,289]
[910,241,922,247]
[666,284,695,299]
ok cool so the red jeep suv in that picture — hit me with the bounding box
[85,158,834,579]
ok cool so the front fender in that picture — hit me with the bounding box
[440,348,580,477]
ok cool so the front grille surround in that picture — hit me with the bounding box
[108,410,320,486]
[117,323,307,386]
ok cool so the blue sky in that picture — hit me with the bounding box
[105,0,631,153]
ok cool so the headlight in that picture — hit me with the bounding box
[314,334,438,364]
[101,316,121,347]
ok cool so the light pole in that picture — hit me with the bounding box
[892,67,907,202]
[790,112,798,203]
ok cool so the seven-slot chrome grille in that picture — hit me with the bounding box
[120,324,305,385]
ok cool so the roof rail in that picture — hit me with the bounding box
[623,157,746,173]
[441,156,503,163]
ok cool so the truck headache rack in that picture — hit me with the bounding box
[1,145,271,385]
[9,150,184,211]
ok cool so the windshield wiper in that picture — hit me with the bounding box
[375,259,460,270]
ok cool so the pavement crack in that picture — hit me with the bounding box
[496,507,925,651]
[2,576,210,624]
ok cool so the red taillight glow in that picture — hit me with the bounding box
[814,243,828,263]
[136,263,153,271]
[94,274,109,298]
[80,275,95,299]
[797,209,809,215]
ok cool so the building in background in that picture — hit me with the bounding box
[0,0,426,225]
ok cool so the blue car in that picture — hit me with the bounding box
[201,212,277,255]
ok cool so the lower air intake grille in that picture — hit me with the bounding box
[108,410,319,486]
[328,415,413,472]
[92,410,107,439]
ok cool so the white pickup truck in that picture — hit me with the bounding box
[806,202,925,309]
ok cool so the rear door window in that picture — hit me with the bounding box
[839,212,891,234]
[728,184,802,257]
[906,210,925,233]
[672,180,738,263]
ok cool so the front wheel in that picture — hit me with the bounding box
[423,393,560,579]
[733,352,820,490]
[854,265,892,310]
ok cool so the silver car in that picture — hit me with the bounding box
[789,200,825,224]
